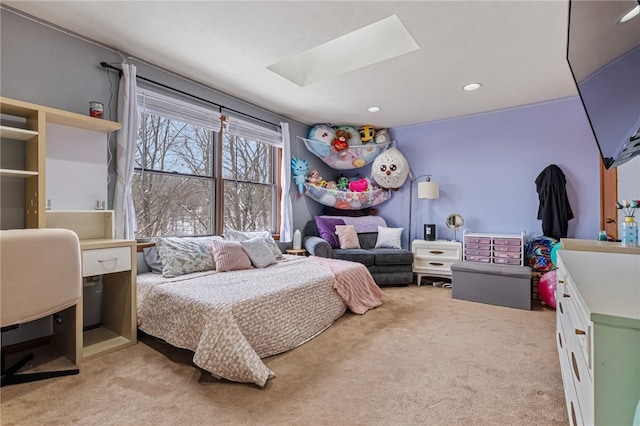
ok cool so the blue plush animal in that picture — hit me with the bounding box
[291,156,309,194]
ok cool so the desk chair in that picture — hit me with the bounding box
[1,228,83,387]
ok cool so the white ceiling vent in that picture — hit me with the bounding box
[268,14,420,87]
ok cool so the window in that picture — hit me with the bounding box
[222,132,276,233]
[133,89,281,238]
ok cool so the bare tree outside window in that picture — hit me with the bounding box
[134,112,214,238]
[133,106,279,238]
[222,134,275,232]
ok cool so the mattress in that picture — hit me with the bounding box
[136,255,381,386]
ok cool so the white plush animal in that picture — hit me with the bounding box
[371,147,409,189]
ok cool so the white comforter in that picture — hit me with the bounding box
[136,255,381,386]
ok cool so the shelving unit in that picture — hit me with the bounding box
[2,97,134,363]
[0,96,121,228]
[462,230,526,266]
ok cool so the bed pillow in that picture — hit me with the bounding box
[223,229,284,259]
[154,236,220,278]
[375,226,403,249]
[314,216,345,248]
[143,246,163,274]
[240,237,278,268]
[211,239,253,272]
[335,225,361,249]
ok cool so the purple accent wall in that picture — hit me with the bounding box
[376,97,601,247]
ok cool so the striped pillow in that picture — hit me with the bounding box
[211,239,253,272]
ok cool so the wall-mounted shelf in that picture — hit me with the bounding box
[0,96,122,229]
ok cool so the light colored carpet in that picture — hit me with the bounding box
[1,285,567,425]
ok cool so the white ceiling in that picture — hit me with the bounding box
[4,1,584,128]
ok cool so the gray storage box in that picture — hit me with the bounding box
[451,261,532,310]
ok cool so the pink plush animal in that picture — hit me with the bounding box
[349,178,368,192]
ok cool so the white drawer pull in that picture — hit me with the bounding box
[429,250,444,255]
[429,262,444,266]
[98,258,118,263]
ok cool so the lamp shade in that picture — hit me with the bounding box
[417,180,439,199]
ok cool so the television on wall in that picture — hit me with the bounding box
[567,0,640,169]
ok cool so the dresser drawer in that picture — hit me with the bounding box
[82,246,132,277]
[465,248,491,257]
[493,257,521,265]
[493,245,521,252]
[464,236,491,245]
[558,346,586,426]
[465,255,491,263]
[493,251,521,259]
[493,237,521,246]
[465,242,491,250]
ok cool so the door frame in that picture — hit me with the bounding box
[600,159,618,238]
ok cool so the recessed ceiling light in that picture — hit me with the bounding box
[368,106,381,113]
[463,83,482,91]
[619,4,639,23]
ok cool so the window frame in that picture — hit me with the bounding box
[132,89,282,238]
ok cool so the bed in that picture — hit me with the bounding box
[136,254,382,387]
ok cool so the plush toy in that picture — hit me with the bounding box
[306,169,322,186]
[307,124,335,158]
[336,176,350,191]
[336,125,362,145]
[374,129,391,144]
[371,147,410,189]
[359,125,376,144]
[291,156,309,194]
[349,178,369,192]
[332,129,351,152]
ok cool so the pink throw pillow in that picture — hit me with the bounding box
[335,225,361,249]
[211,239,253,272]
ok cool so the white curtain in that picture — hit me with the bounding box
[279,122,293,242]
[225,116,282,146]
[137,88,221,132]
[114,63,138,240]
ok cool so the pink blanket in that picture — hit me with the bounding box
[309,256,383,314]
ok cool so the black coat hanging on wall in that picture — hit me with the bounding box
[535,164,574,240]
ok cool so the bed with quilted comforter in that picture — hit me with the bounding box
[136,255,382,387]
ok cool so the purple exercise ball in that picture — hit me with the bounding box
[538,270,557,309]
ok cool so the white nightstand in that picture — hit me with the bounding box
[412,239,462,286]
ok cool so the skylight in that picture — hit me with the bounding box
[267,15,420,87]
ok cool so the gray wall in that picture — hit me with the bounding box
[0,7,315,345]
[0,7,315,235]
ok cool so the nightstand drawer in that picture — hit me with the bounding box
[414,247,460,259]
[82,246,132,277]
[414,257,458,271]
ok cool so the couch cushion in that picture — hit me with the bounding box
[368,264,413,274]
[357,232,378,249]
[314,216,345,248]
[369,248,414,266]
[333,248,375,266]
[335,225,361,249]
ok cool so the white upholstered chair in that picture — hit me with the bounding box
[1,228,83,387]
